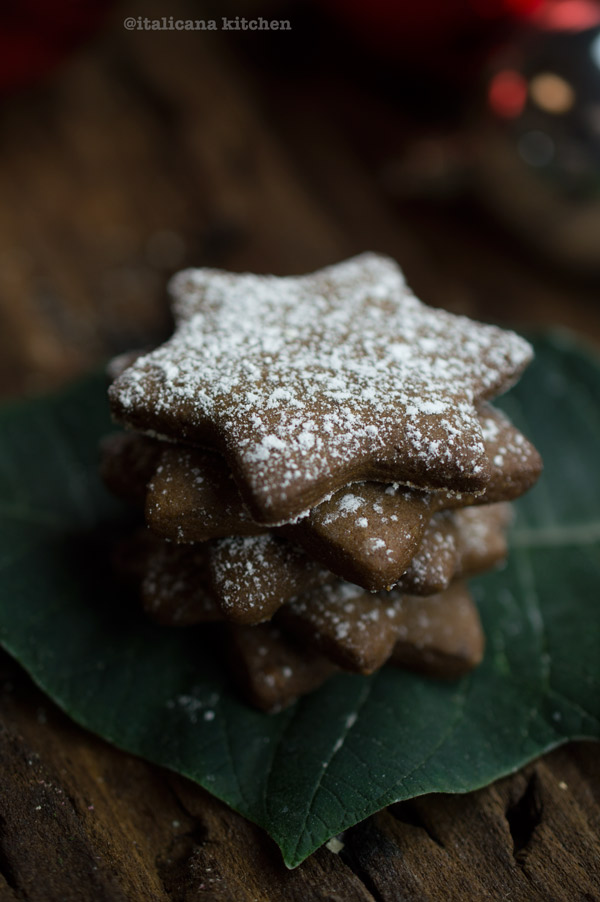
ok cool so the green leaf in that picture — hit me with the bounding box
[0,332,598,868]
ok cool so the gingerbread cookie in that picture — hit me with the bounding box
[389,581,485,679]
[397,503,511,594]
[294,404,539,588]
[118,528,487,683]
[228,623,337,713]
[103,254,541,711]
[276,579,482,676]
[229,580,483,711]
[109,253,533,523]
[133,501,508,627]
[101,404,540,592]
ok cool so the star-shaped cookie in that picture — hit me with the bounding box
[129,500,509,629]
[109,253,533,523]
[230,580,483,711]
[101,403,540,590]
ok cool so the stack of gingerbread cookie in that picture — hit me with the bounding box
[103,253,541,711]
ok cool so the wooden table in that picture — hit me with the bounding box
[1,2,599,899]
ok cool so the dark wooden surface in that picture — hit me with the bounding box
[1,1,599,899]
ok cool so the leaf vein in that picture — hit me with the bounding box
[290,676,377,860]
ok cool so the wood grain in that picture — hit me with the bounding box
[0,0,598,898]
[2,648,599,901]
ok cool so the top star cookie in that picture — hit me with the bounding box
[109,253,532,524]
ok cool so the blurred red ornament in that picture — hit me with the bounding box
[531,0,600,29]
[0,0,111,95]
[488,69,529,116]
[321,0,543,64]
[380,0,600,272]
[473,0,600,272]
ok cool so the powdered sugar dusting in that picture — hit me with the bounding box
[283,579,406,673]
[109,253,533,521]
[398,513,458,593]
[208,534,329,624]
